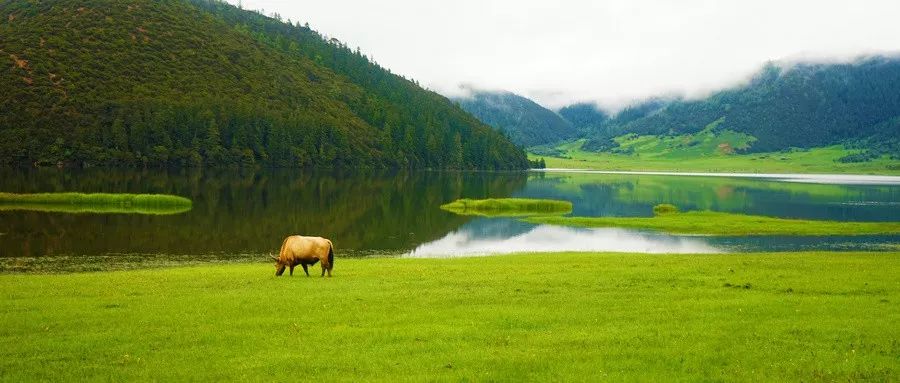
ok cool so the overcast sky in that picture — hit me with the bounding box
[229,0,900,110]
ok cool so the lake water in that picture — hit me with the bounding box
[1,168,898,271]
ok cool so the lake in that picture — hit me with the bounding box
[1,168,898,271]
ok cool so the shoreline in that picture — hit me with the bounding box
[532,168,900,185]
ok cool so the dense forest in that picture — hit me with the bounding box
[0,0,529,169]
[557,104,609,136]
[573,57,900,159]
[453,89,577,147]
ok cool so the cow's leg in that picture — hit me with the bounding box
[289,265,295,276]
[321,263,326,277]
[302,264,309,276]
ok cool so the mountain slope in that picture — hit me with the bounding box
[557,103,609,135]
[0,0,528,169]
[454,90,577,147]
[579,57,900,159]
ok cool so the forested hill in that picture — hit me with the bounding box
[576,57,900,157]
[0,0,528,169]
[453,90,577,147]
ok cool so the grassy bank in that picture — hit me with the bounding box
[0,192,192,215]
[524,208,900,236]
[1,252,898,381]
[440,198,573,217]
[532,141,900,175]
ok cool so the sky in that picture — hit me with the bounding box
[229,0,900,110]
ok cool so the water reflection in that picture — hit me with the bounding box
[0,169,526,257]
[408,221,900,257]
[521,172,900,221]
[407,224,722,257]
[0,167,897,268]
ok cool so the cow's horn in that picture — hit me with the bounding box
[268,253,278,261]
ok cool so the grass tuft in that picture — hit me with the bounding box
[0,192,193,215]
[440,198,572,217]
[652,203,679,216]
[525,206,900,236]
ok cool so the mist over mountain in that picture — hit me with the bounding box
[453,89,577,147]
[475,57,897,161]
[573,57,900,158]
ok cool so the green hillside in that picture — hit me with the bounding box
[577,58,900,160]
[0,0,528,169]
[557,103,608,134]
[454,89,577,146]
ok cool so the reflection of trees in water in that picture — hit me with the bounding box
[0,169,527,257]
[520,174,900,221]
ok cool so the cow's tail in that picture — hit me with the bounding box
[328,243,334,269]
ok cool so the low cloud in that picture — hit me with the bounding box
[233,0,900,110]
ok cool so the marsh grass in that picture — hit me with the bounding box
[0,252,897,381]
[525,204,900,236]
[0,192,192,215]
[440,198,573,217]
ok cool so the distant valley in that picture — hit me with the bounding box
[453,89,577,147]
[457,57,900,173]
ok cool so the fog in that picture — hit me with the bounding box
[229,0,900,110]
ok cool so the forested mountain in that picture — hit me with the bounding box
[557,103,609,135]
[0,0,528,169]
[577,57,900,158]
[454,90,577,147]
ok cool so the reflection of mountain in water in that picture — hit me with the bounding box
[409,222,900,256]
[0,169,527,257]
[520,173,900,221]
[450,218,535,240]
[3,168,898,261]
[407,225,722,257]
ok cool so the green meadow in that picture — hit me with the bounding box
[532,140,900,175]
[440,198,573,217]
[524,205,900,236]
[1,252,898,381]
[0,193,192,215]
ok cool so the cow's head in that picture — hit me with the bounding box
[271,254,286,276]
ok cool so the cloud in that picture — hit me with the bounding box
[230,0,900,109]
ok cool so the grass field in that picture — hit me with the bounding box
[2,252,898,381]
[532,141,900,175]
[440,198,573,217]
[613,118,755,158]
[0,192,193,215]
[524,206,900,236]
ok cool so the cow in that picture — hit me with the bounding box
[271,235,334,277]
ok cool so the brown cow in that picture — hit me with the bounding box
[271,236,334,277]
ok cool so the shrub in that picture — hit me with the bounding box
[652,204,679,216]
